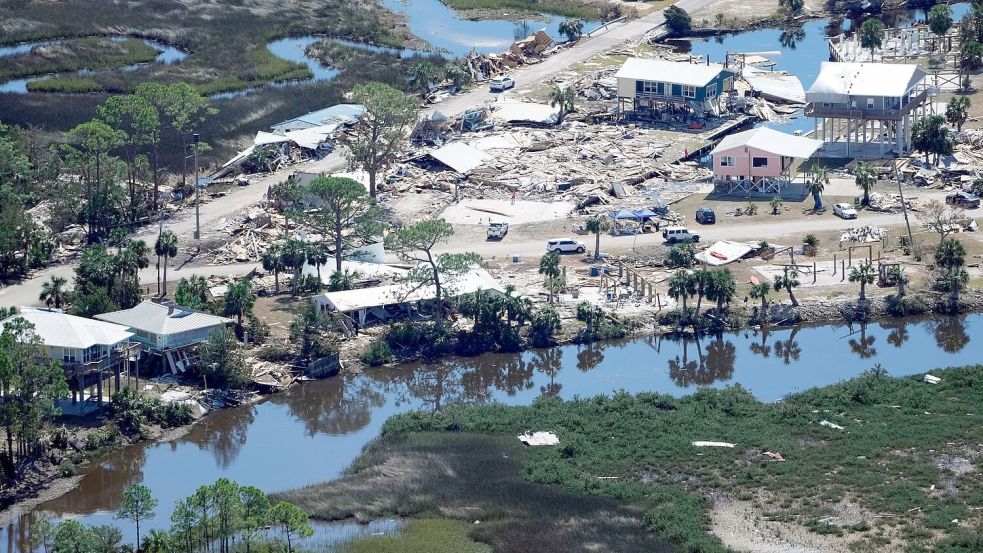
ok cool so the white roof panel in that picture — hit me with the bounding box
[429,142,495,174]
[615,58,733,87]
[806,62,926,102]
[317,266,504,313]
[711,127,822,159]
[1,309,133,350]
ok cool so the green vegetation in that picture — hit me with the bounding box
[26,76,104,93]
[31,478,314,553]
[440,0,606,20]
[295,365,983,553]
[343,519,490,553]
[0,37,159,82]
[664,5,692,35]
[347,82,419,197]
[0,317,70,486]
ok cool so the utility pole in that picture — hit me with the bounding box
[896,159,915,252]
[193,133,201,240]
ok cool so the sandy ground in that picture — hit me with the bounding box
[712,497,869,553]
[439,199,575,225]
[690,0,827,26]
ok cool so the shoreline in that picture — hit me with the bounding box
[1,288,979,527]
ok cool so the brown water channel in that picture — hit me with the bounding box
[2,315,979,551]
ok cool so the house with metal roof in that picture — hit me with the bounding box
[615,58,736,118]
[710,127,823,196]
[805,62,934,156]
[270,104,366,134]
[95,301,233,353]
[0,308,139,405]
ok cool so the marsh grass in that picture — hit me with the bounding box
[0,37,159,81]
[273,433,674,553]
[442,0,602,20]
[286,365,983,553]
[340,519,490,553]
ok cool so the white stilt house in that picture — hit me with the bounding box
[805,62,934,157]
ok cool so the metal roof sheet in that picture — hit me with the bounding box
[615,58,734,87]
[2,308,133,349]
[428,142,495,174]
[711,127,822,159]
[95,301,233,336]
[272,104,366,129]
[317,267,503,313]
[806,62,926,102]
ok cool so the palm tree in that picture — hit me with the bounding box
[706,269,736,317]
[849,260,877,301]
[584,215,609,259]
[558,19,584,42]
[409,61,438,97]
[935,238,969,309]
[886,266,908,297]
[807,164,828,211]
[154,230,178,296]
[538,251,562,303]
[548,85,576,124]
[667,270,696,320]
[280,239,308,296]
[39,275,68,309]
[306,242,329,291]
[261,243,285,293]
[691,269,714,317]
[772,267,800,307]
[859,18,884,61]
[223,278,255,335]
[328,269,360,291]
[749,282,770,324]
[854,161,876,206]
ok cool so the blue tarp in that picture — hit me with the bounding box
[609,209,637,220]
[633,208,657,219]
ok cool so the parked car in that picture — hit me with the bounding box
[546,238,586,254]
[489,76,515,92]
[946,191,981,209]
[487,221,509,239]
[833,203,858,219]
[662,226,700,244]
[695,207,716,224]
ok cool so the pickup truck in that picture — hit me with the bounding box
[487,222,509,239]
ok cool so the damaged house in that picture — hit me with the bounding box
[616,58,737,119]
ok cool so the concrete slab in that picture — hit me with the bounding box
[440,199,574,225]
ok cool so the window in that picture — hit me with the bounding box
[657,82,664,95]
[682,85,697,98]
[706,83,717,99]
[719,156,735,167]
[752,157,768,168]
[822,102,831,108]
[867,98,875,109]
[63,350,77,364]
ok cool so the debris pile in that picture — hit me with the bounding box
[840,225,887,245]
[866,191,917,212]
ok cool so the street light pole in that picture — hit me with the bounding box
[193,133,201,240]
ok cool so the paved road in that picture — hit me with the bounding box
[435,206,934,259]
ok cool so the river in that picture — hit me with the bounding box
[2,314,978,552]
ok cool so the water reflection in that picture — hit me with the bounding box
[529,348,563,397]
[6,314,983,552]
[932,316,970,353]
[779,26,807,50]
[668,336,736,387]
[278,375,383,437]
[848,322,878,360]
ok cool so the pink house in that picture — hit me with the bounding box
[710,127,822,195]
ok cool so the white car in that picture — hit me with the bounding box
[490,76,515,92]
[547,238,586,254]
[833,203,858,219]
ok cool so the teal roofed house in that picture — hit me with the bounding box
[615,58,736,119]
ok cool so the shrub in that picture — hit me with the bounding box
[256,344,294,362]
[667,243,696,268]
[664,5,692,34]
[529,307,561,347]
[803,234,819,247]
[85,427,120,451]
[361,340,392,366]
[886,294,928,316]
[58,459,77,477]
